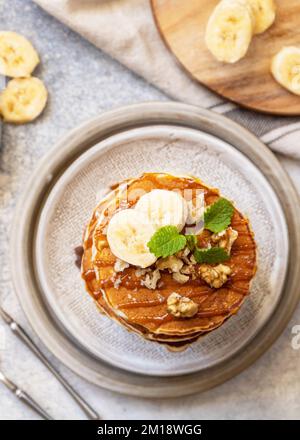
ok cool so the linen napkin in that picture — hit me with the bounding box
[34,0,300,160]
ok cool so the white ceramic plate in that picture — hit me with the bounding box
[11,103,300,396]
[34,125,288,376]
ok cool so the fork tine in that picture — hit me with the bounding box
[0,304,13,324]
[0,370,16,392]
[0,370,53,419]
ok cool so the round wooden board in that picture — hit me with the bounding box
[151,0,300,115]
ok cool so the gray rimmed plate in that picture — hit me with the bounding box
[10,102,300,397]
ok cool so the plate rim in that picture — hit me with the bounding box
[10,102,300,397]
[34,124,288,377]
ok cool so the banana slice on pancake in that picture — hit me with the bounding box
[107,209,157,268]
[0,77,47,123]
[185,191,205,225]
[0,31,39,77]
[134,189,188,231]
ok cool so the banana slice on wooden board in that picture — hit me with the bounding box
[0,31,39,77]
[246,0,276,34]
[205,0,254,63]
[205,0,276,63]
[0,77,47,123]
[271,47,300,96]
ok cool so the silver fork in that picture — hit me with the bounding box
[0,370,53,419]
[0,306,100,420]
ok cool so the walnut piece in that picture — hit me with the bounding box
[167,292,198,318]
[141,269,161,290]
[156,256,183,273]
[135,268,150,278]
[210,227,238,254]
[175,247,191,264]
[181,264,195,275]
[198,264,231,289]
[172,272,189,284]
[113,277,122,289]
[114,258,129,273]
[181,264,197,280]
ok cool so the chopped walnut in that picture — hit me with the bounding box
[135,268,150,278]
[181,264,197,280]
[176,247,191,264]
[156,256,183,273]
[172,272,189,284]
[167,292,198,318]
[141,269,161,290]
[198,264,231,289]
[211,227,238,254]
[180,264,194,275]
[113,277,122,289]
[114,258,129,273]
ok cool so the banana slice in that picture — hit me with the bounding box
[0,77,47,123]
[246,0,276,34]
[186,192,205,225]
[205,0,253,63]
[0,31,39,77]
[271,47,300,96]
[107,209,157,268]
[222,0,256,26]
[134,189,188,232]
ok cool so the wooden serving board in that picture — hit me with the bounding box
[151,0,300,115]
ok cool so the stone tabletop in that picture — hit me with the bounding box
[0,0,300,420]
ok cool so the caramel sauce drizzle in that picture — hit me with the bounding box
[81,173,257,332]
[117,298,166,309]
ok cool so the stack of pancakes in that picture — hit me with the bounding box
[82,173,256,349]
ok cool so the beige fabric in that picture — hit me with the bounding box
[34,0,300,160]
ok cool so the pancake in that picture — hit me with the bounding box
[82,173,257,347]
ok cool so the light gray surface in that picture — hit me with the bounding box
[0,0,300,420]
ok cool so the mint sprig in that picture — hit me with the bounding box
[185,234,197,251]
[204,198,234,233]
[148,203,234,263]
[147,226,186,258]
[193,247,229,264]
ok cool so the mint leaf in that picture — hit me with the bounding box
[185,234,197,251]
[193,247,229,264]
[147,226,186,258]
[204,198,234,233]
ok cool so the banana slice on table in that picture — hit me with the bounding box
[205,0,254,63]
[271,47,300,96]
[0,31,39,77]
[134,189,188,232]
[107,209,157,268]
[0,77,48,123]
[246,0,276,34]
